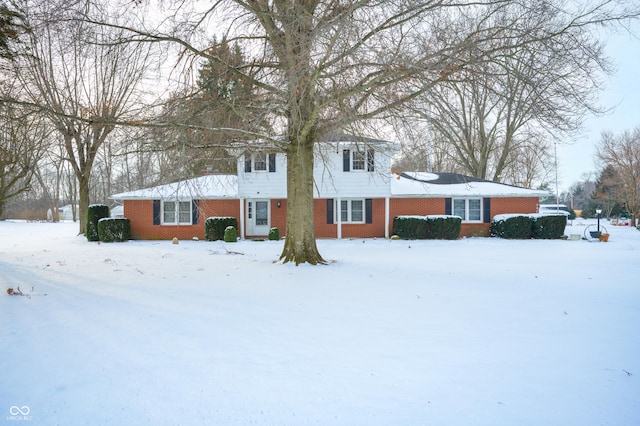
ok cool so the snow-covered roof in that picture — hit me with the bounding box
[111,171,547,201]
[110,175,238,200]
[391,172,549,197]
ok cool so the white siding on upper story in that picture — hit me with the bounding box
[237,152,287,198]
[312,143,393,198]
[237,141,397,199]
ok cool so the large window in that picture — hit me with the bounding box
[337,199,365,223]
[452,198,482,222]
[163,200,192,225]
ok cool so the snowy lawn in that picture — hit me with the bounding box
[1,220,639,425]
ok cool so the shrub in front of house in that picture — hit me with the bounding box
[268,227,280,240]
[86,204,110,241]
[491,214,566,239]
[393,216,427,239]
[424,216,461,239]
[490,215,534,239]
[532,214,567,239]
[223,226,237,242]
[205,217,238,241]
[98,217,131,242]
[393,215,461,240]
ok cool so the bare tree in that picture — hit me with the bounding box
[87,0,638,264]
[596,128,640,226]
[0,80,49,218]
[400,1,615,185]
[16,1,154,233]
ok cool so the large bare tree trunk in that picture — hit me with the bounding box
[77,173,91,234]
[280,132,325,265]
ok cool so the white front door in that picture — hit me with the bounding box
[247,199,270,236]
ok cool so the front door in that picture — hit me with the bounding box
[247,199,270,236]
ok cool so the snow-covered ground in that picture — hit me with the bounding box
[1,219,639,425]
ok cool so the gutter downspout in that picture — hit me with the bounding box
[385,197,390,238]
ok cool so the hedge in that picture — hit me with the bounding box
[490,215,534,239]
[205,217,238,241]
[491,214,566,239]
[532,215,567,239]
[97,217,131,242]
[393,215,461,240]
[86,204,110,241]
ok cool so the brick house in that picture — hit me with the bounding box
[110,135,547,240]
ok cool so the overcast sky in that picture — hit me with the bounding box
[556,22,640,192]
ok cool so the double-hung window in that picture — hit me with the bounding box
[452,198,482,222]
[343,149,374,172]
[337,199,365,223]
[254,153,267,171]
[352,151,366,171]
[244,152,276,172]
[162,200,192,225]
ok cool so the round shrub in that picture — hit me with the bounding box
[206,217,238,241]
[223,226,237,242]
[268,227,280,241]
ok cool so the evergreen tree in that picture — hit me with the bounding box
[159,38,265,178]
[588,165,625,218]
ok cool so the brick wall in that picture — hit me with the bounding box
[124,199,240,240]
[125,196,540,240]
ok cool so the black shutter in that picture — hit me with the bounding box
[244,153,252,172]
[192,199,199,225]
[268,153,276,172]
[483,198,491,223]
[365,198,373,224]
[343,149,350,172]
[367,149,375,172]
[153,200,161,225]
[445,198,452,215]
[327,199,334,224]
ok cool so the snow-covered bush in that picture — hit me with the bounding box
[98,218,131,242]
[491,214,566,239]
[205,217,238,241]
[532,215,567,239]
[490,214,534,239]
[86,204,110,241]
[223,226,237,243]
[268,227,280,241]
[393,215,461,240]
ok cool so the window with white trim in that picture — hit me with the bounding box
[244,152,276,173]
[336,199,365,223]
[352,151,365,171]
[162,200,192,224]
[452,198,482,222]
[343,148,374,172]
[254,153,267,171]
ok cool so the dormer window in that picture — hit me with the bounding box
[244,152,276,173]
[343,148,374,172]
